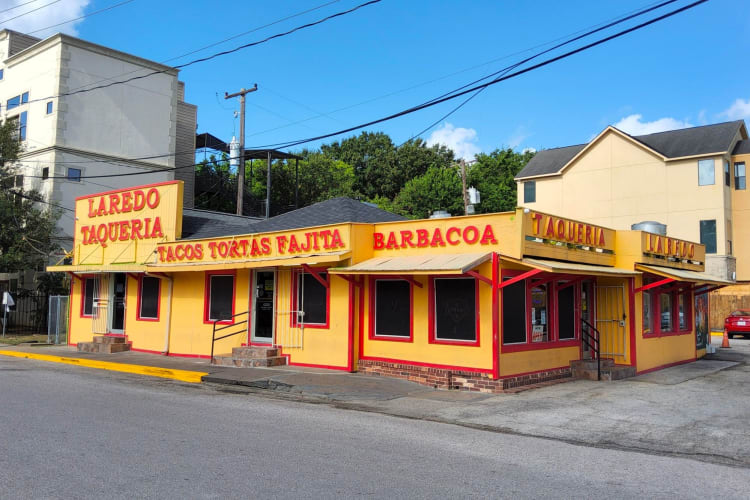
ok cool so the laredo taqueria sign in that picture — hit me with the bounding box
[523,211,616,265]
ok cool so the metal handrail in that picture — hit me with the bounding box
[210,310,249,363]
[581,318,601,381]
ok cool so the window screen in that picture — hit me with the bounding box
[678,292,687,330]
[524,181,536,203]
[208,274,234,321]
[643,290,652,335]
[83,277,97,316]
[434,278,476,342]
[298,272,327,325]
[699,219,716,254]
[139,276,160,319]
[502,279,526,344]
[735,162,746,190]
[557,285,575,340]
[698,159,715,186]
[660,293,672,331]
[374,280,410,337]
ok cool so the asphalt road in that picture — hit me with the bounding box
[1,356,749,499]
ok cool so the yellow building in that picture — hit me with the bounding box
[49,181,732,392]
[516,120,748,330]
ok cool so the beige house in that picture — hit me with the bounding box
[515,120,749,329]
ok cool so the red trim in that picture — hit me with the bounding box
[358,276,365,363]
[347,280,354,371]
[496,365,570,380]
[428,275,481,347]
[399,275,423,289]
[636,357,695,375]
[497,268,542,289]
[74,180,181,202]
[360,355,493,374]
[368,277,414,343]
[290,268,330,329]
[67,277,75,346]
[203,270,237,325]
[491,253,500,379]
[466,270,492,286]
[627,278,637,367]
[79,275,97,318]
[287,361,349,371]
[634,277,674,293]
[301,264,329,289]
[136,275,161,321]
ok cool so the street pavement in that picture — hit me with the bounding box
[1,355,749,499]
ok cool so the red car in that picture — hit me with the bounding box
[725,310,750,339]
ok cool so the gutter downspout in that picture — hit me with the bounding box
[147,271,173,355]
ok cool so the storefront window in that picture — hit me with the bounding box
[530,284,548,342]
[138,276,160,320]
[678,292,687,330]
[557,283,575,340]
[433,277,476,342]
[660,292,672,331]
[82,277,97,317]
[502,279,526,344]
[207,274,234,322]
[642,290,652,335]
[296,271,328,325]
[374,279,410,338]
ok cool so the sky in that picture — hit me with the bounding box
[2,0,750,159]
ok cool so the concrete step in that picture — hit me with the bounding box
[92,335,127,344]
[231,346,280,358]
[570,358,615,370]
[212,355,287,368]
[571,359,635,381]
[601,365,636,381]
[77,339,131,353]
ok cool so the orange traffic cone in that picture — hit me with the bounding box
[721,328,731,349]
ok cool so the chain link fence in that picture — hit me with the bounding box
[47,295,69,345]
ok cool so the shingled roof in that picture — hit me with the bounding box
[516,120,747,180]
[733,139,750,155]
[181,208,262,240]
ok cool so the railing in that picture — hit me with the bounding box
[274,310,304,349]
[581,318,601,381]
[209,311,249,363]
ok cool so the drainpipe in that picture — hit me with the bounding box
[147,271,173,355]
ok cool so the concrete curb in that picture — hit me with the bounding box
[0,350,208,383]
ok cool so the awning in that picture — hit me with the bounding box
[145,250,351,273]
[504,256,639,277]
[329,252,492,276]
[635,264,734,286]
[46,264,147,274]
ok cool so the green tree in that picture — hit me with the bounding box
[194,154,236,213]
[467,148,535,213]
[393,165,463,219]
[0,121,61,274]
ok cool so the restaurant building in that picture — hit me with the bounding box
[49,180,732,392]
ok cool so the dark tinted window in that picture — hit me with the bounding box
[374,280,410,337]
[298,272,327,324]
[209,274,234,321]
[434,278,476,342]
[67,168,81,182]
[83,277,96,316]
[502,279,527,344]
[558,285,575,340]
[46,101,53,114]
[524,181,536,203]
[139,276,160,319]
[699,219,716,254]
[735,162,746,190]
[6,96,19,110]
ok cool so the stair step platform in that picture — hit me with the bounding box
[212,355,287,368]
[570,359,635,381]
[231,346,280,358]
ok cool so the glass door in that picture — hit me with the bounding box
[109,273,126,334]
[251,270,275,344]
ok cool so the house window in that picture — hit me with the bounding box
[137,276,160,320]
[432,277,477,343]
[21,92,28,104]
[502,278,527,344]
[205,273,234,322]
[530,283,549,342]
[373,279,411,339]
[6,95,20,110]
[735,162,746,190]
[17,111,27,140]
[698,159,714,186]
[82,277,97,317]
[524,181,536,203]
[295,271,328,326]
[557,284,576,340]
[46,101,53,114]
[699,219,716,254]
[642,290,652,335]
[67,167,81,182]
[41,167,49,180]
[725,160,731,186]
[0,69,4,80]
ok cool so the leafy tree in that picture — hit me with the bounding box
[194,154,236,213]
[0,121,61,274]
[393,165,463,219]
[467,148,535,213]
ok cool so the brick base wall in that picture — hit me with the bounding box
[357,360,571,393]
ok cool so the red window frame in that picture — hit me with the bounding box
[642,276,693,337]
[203,270,237,325]
[500,269,581,353]
[290,268,330,329]
[79,275,97,318]
[368,277,414,342]
[136,275,161,322]
[428,275,480,347]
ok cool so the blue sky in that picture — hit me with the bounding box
[4,0,750,158]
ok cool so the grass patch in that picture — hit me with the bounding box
[0,334,53,345]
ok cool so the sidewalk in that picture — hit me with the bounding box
[2,339,749,467]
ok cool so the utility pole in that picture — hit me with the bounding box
[460,159,469,215]
[224,84,258,215]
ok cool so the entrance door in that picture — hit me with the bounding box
[595,283,627,363]
[251,270,275,344]
[109,273,127,334]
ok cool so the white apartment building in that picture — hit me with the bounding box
[0,29,197,260]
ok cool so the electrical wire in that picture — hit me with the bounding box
[0,0,39,15]
[0,0,61,26]
[26,0,136,35]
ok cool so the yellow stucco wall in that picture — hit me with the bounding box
[499,347,579,377]
[68,277,94,345]
[732,152,750,280]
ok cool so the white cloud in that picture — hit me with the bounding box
[506,126,530,150]
[0,0,91,38]
[721,98,750,120]
[613,114,692,135]
[426,122,480,161]
[522,147,536,154]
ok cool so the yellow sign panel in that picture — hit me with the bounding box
[74,181,183,266]
[155,224,351,265]
[523,210,615,266]
[640,232,705,269]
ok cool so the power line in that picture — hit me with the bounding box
[0,0,60,26]
[0,0,39,15]
[251,0,708,151]
[26,0,136,35]
[21,0,382,107]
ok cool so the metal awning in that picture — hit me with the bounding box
[145,251,351,273]
[504,256,639,277]
[329,252,492,276]
[46,264,147,274]
[634,264,734,286]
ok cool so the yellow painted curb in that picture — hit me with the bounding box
[0,350,208,383]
